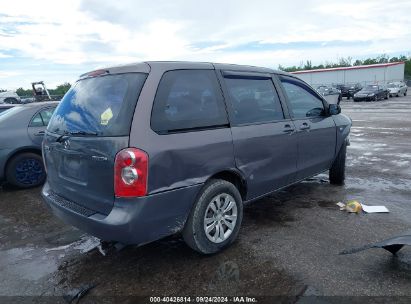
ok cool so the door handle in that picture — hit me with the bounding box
[299,123,310,130]
[283,124,295,134]
[35,131,45,136]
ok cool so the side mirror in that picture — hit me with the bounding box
[329,104,341,115]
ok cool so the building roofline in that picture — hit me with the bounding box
[290,61,405,74]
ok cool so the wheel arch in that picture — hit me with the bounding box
[207,169,248,201]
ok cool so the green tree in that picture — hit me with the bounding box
[16,87,32,97]
[50,82,71,96]
[405,59,411,79]
[303,60,312,70]
[362,58,378,65]
[353,59,363,66]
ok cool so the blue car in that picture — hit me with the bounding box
[0,102,58,188]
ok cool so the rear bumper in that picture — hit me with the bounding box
[42,182,202,245]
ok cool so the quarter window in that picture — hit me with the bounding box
[224,77,284,125]
[280,77,325,119]
[151,70,228,133]
[30,108,56,127]
[39,108,55,125]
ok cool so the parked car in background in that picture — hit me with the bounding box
[42,61,351,254]
[353,85,388,102]
[0,104,17,114]
[381,85,390,99]
[0,91,21,104]
[316,85,342,103]
[0,101,58,188]
[387,82,408,97]
[334,83,362,100]
[21,97,36,104]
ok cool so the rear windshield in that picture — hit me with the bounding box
[0,106,23,120]
[47,73,147,136]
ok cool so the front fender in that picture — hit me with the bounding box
[332,114,352,154]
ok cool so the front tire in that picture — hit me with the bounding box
[183,179,243,254]
[329,142,346,185]
[6,153,46,188]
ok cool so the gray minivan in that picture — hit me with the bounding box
[42,62,351,254]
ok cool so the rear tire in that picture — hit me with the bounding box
[183,179,243,254]
[329,142,346,185]
[6,153,46,188]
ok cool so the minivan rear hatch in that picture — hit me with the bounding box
[44,72,147,215]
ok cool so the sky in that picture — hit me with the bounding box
[1,0,411,90]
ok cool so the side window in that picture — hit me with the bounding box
[30,113,44,127]
[280,77,325,119]
[40,108,55,125]
[151,70,228,133]
[224,77,284,125]
[29,107,56,127]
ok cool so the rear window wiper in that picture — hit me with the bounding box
[55,130,97,142]
[68,131,98,136]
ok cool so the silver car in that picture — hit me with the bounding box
[0,102,58,188]
[387,82,408,97]
[0,91,21,104]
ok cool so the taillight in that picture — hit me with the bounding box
[114,148,148,197]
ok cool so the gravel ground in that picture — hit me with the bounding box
[0,92,410,302]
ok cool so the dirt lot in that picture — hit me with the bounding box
[1,93,410,302]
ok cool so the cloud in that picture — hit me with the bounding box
[0,0,411,89]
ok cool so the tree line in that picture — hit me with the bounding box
[13,82,72,97]
[278,54,411,79]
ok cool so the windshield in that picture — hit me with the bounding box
[365,85,378,91]
[47,73,147,136]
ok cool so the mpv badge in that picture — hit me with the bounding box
[63,140,70,150]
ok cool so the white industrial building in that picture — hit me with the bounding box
[291,62,405,87]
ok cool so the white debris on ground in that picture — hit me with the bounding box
[45,235,101,254]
